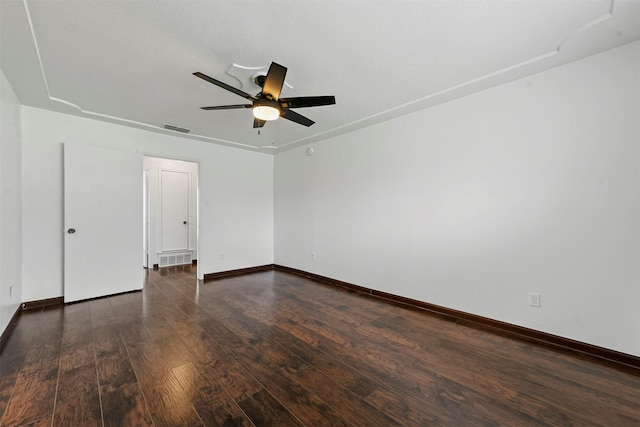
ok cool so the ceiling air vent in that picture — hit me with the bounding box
[163,124,191,133]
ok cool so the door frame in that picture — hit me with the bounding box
[143,169,150,268]
[142,155,200,278]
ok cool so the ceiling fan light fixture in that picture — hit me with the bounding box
[195,62,334,128]
[253,104,280,121]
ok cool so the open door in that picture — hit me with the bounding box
[64,143,143,303]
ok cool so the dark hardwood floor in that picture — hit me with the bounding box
[0,267,638,426]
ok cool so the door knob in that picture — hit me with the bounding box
[67,228,76,234]
[183,221,188,224]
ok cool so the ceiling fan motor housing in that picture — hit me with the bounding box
[253,74,267,88]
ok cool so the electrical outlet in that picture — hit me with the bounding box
[219,254,225,260]
[311,252,316,261]
[528,292,541,308]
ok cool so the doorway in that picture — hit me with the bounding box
[143,156,199,271]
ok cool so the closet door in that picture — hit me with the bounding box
[64,143,143,303]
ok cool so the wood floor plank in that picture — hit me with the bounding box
[109,301,144,326]
[136,365,203,427]
[19,415,53,426]
[226,339,344,427]
[182,363,254,427]
[93,326,139,392]
[0,374,17,420]
[0,358,59,426]
[208,360,263,403]
[52,364,102,427]
[89,297,118,329]
[0,309,60,377]
[100,383,154,427]
[59,335,94,372]
[237,388,304,427]
[192,399,253,427]
[292,363,404,427]
[157,320,264,404]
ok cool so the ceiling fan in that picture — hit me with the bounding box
[194,62,335,128]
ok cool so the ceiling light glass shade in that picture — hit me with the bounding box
[253,105,280,121]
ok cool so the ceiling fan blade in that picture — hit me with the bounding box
[281,109,314,127]
[201,104,252,110]
[261,62,287,101]
[253,118,266,128]
[193,72,256,101]
[279,96,336,109]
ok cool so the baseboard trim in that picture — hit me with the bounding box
[0,305,22,353]
[274,265,640,373]
[22,296,64,311]
[204,264,275,281]
[64,289,142,305]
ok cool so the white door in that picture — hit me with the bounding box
[64,143,143,303]
[160,170,190,251]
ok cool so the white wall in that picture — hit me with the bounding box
[0,68,23,333]
[21,107,273,301]
[143,156,199,265]
[275,41,640,356]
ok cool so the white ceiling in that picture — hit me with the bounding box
[1,0,639,153]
